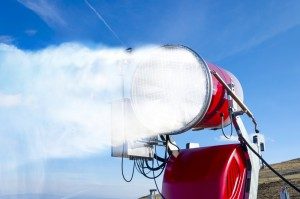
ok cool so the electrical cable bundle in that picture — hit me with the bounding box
[121,136,170,199]
[135,142,168,199]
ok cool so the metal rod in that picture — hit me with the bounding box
[211,70,259,133]
[211,70,254,118]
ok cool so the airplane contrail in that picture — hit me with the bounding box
[84,0,125,46]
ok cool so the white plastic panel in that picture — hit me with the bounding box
[111,98,155,158]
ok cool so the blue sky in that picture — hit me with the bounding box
[1,0,300,198]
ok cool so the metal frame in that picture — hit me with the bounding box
[211,70,262,199]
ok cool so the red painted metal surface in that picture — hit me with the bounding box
[162,144,247,199]
[193,63,233,129]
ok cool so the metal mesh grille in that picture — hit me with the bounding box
[131,46,211,134]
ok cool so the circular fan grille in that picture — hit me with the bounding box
[131,45,212,134]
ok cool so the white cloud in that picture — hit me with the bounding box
[214,2,300,60]
[0,35,14,44]
[217,134,239,142]
[0,93,21,107]
[18,0,66,28]
[25,29,37,36]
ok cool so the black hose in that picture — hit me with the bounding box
[239,135,300,193]
[121,143,135,182]
[152,159,166,199]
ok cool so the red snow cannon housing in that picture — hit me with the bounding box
[162,144,248,199]
[192,63,243,130]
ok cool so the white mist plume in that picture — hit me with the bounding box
[0,44,212,161]
[1,43,200,163]
[0,43,168,195]
[0,42,211,195]
[0,43,131,160]
[0,42,140,195]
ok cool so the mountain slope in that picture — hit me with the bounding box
[258,158,300,198]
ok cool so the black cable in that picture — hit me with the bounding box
[154,144,166,162]
[121,143,135,182]
[220,113,233,139]
[240,109,299,193]
[154,150,167,162]
[239,135,300,194]
[215,74,298,193]
[136,159,165,179]
[146,159,166,171]
[135,159,151,175]
[121,135,169,199]
[134,159,142,174]
[153,145,165,166]
[166,135,180,152]
[169,140,180,151]
[140,157,167,179]
[152,159,166,199]
[136,143,168,179]
[134,158,162,179]
[155,145,161,167]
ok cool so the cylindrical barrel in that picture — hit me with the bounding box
[130,45,244,134]
[193,63,243,130]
